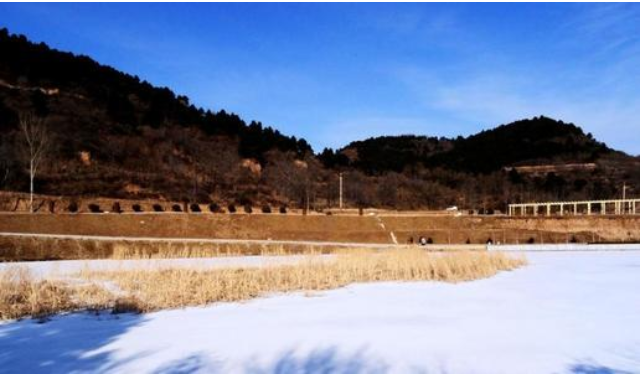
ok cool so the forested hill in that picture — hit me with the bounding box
[0,28,312,161]
[0,28,638,210]
[333,117,617,175]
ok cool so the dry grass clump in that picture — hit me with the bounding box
[0,267,123,320]
[110,241,331,259]
[0,237,333,262]
[81,250,526,312]
[0,267,132,320]
[0,237,115,261]
[0,267,75,320]
[0,250,526,320]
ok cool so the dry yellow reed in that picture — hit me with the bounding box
[109,241,330,259]
[0,250,526,320]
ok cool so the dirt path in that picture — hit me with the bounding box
[0,231,402,249]
[373,215,398,245]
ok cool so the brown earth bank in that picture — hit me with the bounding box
[1,187,638,261]
[0,237,386,262]
[0,213,637,260]
[0,213,637,243]
[0,214,389,242]
[380,215,640,244]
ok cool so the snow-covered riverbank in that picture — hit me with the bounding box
[0,250,638,373]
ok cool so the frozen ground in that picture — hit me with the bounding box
[0,250,638,374]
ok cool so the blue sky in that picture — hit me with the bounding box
[0,3,639,154]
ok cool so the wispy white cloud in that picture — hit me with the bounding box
[376,2,640,154]
[391,62,639,154]
[4,3,636,154]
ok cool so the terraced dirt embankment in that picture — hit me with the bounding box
[0,214,390,261]
[2,212,637,242]
[0,214,388,242]
[0,213,637,261]
[381,215,640,244]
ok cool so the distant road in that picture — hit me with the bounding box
[1,232,635,252]
[0,231,492,251]
[0,231,405,249]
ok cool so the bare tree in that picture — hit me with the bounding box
[19,113,50,213]
[263,151,321,210]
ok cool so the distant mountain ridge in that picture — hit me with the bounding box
[335,116,616,175]
[0,28,637,210]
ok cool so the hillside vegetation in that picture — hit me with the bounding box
[0,28,638,211]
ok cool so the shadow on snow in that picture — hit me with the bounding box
[0,312,146,373]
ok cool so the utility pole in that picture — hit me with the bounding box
[304,176,310,215]
[339,172,343,210]
[306,189,310,214]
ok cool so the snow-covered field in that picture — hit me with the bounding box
[0,250,638,374]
